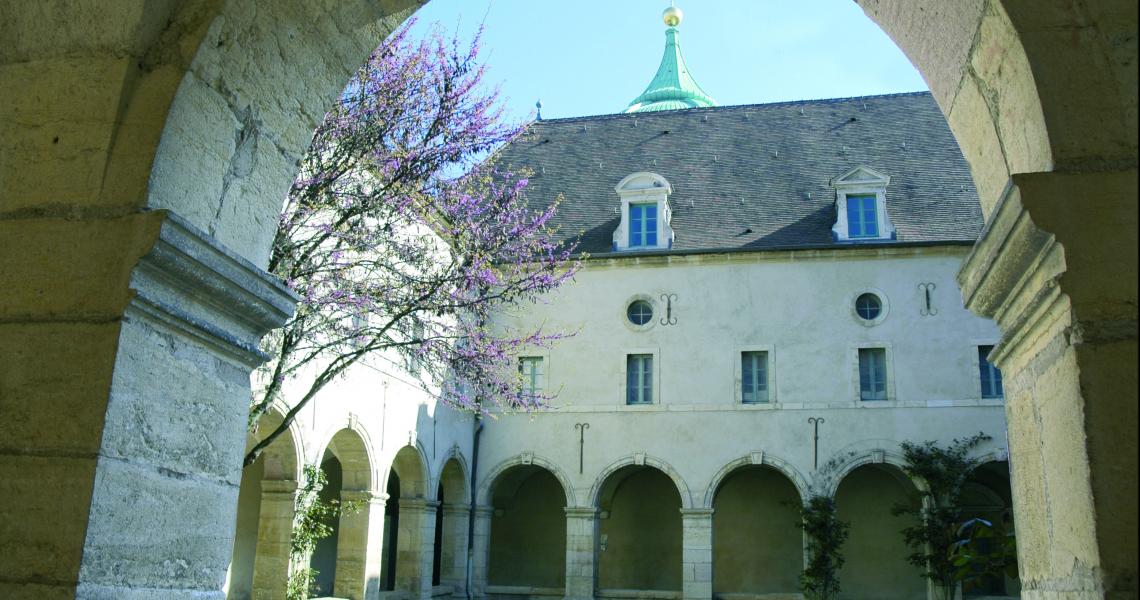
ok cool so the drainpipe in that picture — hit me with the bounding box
[465,412,484,600]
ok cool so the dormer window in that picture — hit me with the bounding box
[831,166,896,243]
[612,172,675,252]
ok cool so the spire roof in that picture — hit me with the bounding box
[625,10,717,114]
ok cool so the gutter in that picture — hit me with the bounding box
[465,413,484,600]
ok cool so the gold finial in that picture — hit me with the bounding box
[663,5,683,27]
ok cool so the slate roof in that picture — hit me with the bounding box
[492,92,983,256]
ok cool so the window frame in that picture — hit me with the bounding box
[621,294,659,332]
[628,202,659,248]
[850,343,894,403]
[846,194,880,239]
[518,355,545,399]
[849,288,890,327]
[620,347,661,406]
[977,345,1004,400]
[735,344,776,405]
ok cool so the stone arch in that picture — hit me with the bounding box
[317,423,378,493]
[708,461,806,595]
[593,458,687,592]
[589,454,693,509]
[483,458,571,590]
[702,453,809,509]
[227,404,305,599]
[822,448,916,498]
[433,451,470,589]
[436,451,470,505]
[388,443,431,499]
[834,457,926,599]
[477,453,575,507]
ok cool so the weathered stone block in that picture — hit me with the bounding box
[77,457,240,592]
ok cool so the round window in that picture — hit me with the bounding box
[855,293,883,320]
[627,300,654,326]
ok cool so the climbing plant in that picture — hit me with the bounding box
[287,465,357,600]
[796,495,850,600]
[892,432,993,600]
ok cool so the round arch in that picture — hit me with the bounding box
[387,443,431,499]
[249,402,305,482]
[319,426,376,493]
[702,453,808,509]
[823,449,917,498]
[435,449,470,505]
[589,454,693,510]
[477,454,575,507]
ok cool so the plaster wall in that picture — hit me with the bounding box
[493,248,1001,411]
[481,247,1008,508]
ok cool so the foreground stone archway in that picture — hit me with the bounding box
[0,1,1134,597]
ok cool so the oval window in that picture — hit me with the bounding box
[627,300,654,326]
[855,293,883,320]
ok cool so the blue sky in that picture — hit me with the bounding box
[406,0,927,122]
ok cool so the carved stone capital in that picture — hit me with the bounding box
[341,490,385,505]
[564,507,599,519]
[126,210,298,368]
[957,177,1066,369]
[399,497,441,512]
[958,170,1138,369]
[260,479,299,495]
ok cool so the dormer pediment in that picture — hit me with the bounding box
[615,172,674,195]
[832,165,891,188]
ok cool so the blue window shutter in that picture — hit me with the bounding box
[645,204,658,246]
[863,197,879,236]
[630,205,643,247]
[847,200,862,237]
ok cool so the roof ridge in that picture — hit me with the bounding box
[530,90,932,125]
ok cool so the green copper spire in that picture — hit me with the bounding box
[625,6,717,113]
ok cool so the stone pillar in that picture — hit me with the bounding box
[251,479,298,600]
[469,505,494,599]
[440,504,471,594]
[564,507,598,600]
[397,498,439,600]
[958,171,1137,599]
[680,509,714,600]
[335,490,387,600]
[54,214,295,600]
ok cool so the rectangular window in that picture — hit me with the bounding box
[847,195,879,238]
[629,203,658,247]
[978,346,1004,398]
[741,351,769,404]
[518,356,544,398]
[626,354,653,404]
[858,348,887,401]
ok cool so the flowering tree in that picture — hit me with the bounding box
[245,21,578,467]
